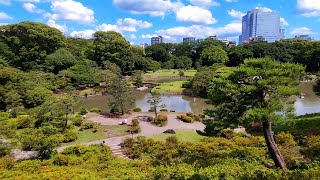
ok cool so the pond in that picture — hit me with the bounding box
[76,82,320,115]
[76,91,213,114]
[294,81,320,115]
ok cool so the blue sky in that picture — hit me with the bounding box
[0,0,319,45]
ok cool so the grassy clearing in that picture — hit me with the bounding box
[150,130,205,143]
[151,81,186,94]
[63,125,129,146]
[144,69,197,78]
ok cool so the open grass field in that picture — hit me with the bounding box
[144,69,197,79]
[150,130,205,143]
[63,125,129,146]
[151,81,187,94]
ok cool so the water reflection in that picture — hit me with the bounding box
[77,91,213,114]
[294,81,320,115]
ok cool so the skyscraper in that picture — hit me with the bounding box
[239,9,284,44]
[151,36,164,45]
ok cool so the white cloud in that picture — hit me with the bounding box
[176,5,217,24]
[47,19,67,33]
[290,27,318,35]
[255,7,273,12]
[49,0,95,25]
[130,34,137,39]
[156,23,242,40]
[113,0,183,17]
[116,18,152,32]
[225,0,237,2]
[70,29,96,39]
[141,34,158,39]
[0,0,40,5]
[96,23,119,32]
[228,9,245,19]
[23,3,43,13]
[0,12,12,20]
[280,17,289,26]
[188,0,219,8]
[297,0,320,17]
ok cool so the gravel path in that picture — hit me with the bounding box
[56,112,205,152]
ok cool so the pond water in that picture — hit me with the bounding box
[294,81,320,115]
[76,82,320,115]
[76,91,213,114]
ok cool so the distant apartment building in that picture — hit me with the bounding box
[151,36,164,45]
[183,37,196,43]
[140,43,149,49]
[294,35,313,40]
[239,9,284,44]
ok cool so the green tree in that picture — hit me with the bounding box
[131,70,144,87]
[0,21,65,71]
[107,76,134,115]
[25,86,52,108]
[145,44,170,62]
[227,46,253,66]
[44,48,77,74]
[147,93,166,117]
[204,58,305,170]
[200,46,229,66]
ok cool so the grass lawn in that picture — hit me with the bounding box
[151,81,187,94]
[144,69,197,78]
[150,130,205,143]
[63,125,129,146]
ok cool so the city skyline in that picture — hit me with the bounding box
[0,0,319,44]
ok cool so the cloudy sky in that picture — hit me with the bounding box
[0,0,319,44]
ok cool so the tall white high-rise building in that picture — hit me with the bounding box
[239,9,284,44]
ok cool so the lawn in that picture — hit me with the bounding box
[151,81,187,94]
[63,125,129,146]
[144,69,197,79]
[150,130,205,143]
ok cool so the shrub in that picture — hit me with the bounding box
[63,130,78,143]
[79,107,87,115]
[133,107,142,112]
[13,116,35,129]
[72,117,83,127]
[152,115,168,126]
[160,109,168,112]
[89,108,101,113]
[148,107,155,112]
[183,116,193,123]
[82,122,96,130]
[0,112,9,121]
[147,116,154,122]
[132,118,140,126]
[53,154,70,166]
[130,126,141,134]
[275,132,297,146]
[170,110,176,112]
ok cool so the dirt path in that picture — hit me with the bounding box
[56,112,204,152]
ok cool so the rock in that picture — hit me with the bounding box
[11,149,40,161]
[163,129,176,134]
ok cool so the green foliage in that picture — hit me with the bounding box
[63,130,78,143]
[107,76,134,115]
[44,48,76,74]
[25,86,52,108]
[79,107,87,115]
[200,46,229,66]
[133,107,142,112]
[151,114,168,126]
[89,108,101,113]
[72,117,83,127]
[81,122,96,130]
[131,70,143,87]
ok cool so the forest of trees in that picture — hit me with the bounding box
[1,21,320,178]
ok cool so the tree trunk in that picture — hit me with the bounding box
[262,120,287,170]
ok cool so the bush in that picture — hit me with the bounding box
[63,130,78,143]
[133,107,142,112]
[72,117,83,127]
[89,108,101,113]
[148,107,155,112]
[275,132,297,146]
[132,118,140,126]
[183,116,193,123]
[13,116,35,129]
[160,109,168,112]
[53,154,70,166]
[170,110,176,112]
[147,116,154,122]
[152,115,168,126]
[82,122,96,130]
[79,107,87,115]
